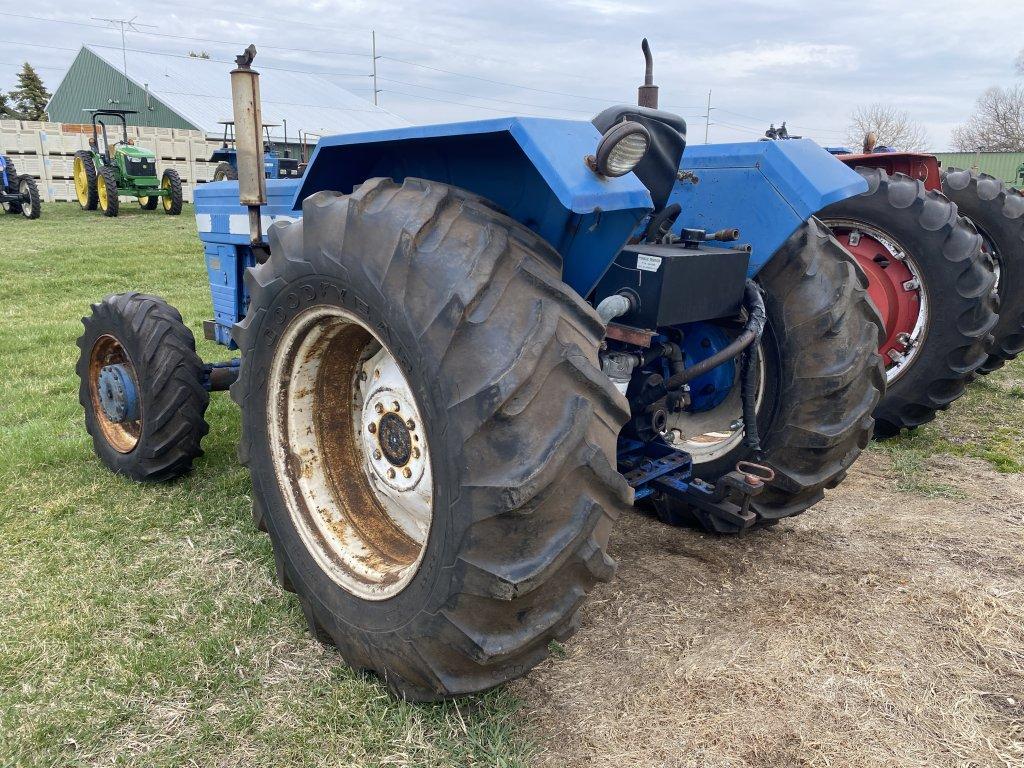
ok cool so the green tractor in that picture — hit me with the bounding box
[72,109,183,217]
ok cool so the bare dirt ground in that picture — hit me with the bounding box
[514,449,1024,768]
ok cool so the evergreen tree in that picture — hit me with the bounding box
[11,63,50,121]
[0,89,21,118]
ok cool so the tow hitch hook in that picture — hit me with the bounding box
[684,460,775,531]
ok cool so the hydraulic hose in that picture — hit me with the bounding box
[740,344,763,457]
[637,280,766,407]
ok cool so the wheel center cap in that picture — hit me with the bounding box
[378,412,412,467]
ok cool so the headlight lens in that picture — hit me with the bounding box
[593,121,651,177]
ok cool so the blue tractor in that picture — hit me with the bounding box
[77,43,883,700]
[0,154,40,219]
[210,120,301,181]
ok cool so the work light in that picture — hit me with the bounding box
[589,121,651,177]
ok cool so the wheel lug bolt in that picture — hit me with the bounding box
[392,401,400,412]
[368,423,376,434]
[375,403,384,414]
[412,447,420,459]
[387,468,396,479]
[373,449,382,460]
[406,418,415,430]
[402,467,412,478]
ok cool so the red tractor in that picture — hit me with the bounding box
[768,125,1016,436]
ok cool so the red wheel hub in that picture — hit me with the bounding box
[831,226,922,370]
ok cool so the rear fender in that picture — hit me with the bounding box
[670,139,868,276]
[834,151,941,191]
[294,117,653,296]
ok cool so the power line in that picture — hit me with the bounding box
[714,107,847,136]
[0,12,371,60]
[0,61,65,70]
[383,88,554,119]
[377,77,596,115]
[381,55,638,105]
[156,89,381,113]
[0,11,643,105]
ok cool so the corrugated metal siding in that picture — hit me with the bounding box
[933,152,1024,186]
[47,48,198,130]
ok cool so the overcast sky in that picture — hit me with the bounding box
[1,1,1021,150]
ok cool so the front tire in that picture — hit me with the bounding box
[18,176,40,219]
[76,293,210,481]
[98,165,119,217]
[161,169,183,215]
[651,218,885,533]
[942,168,1024,373]
[232,177,631,699]
[821,167,997,437]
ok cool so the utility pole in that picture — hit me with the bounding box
[371,30,381,106]
[92,16,157,104]
[704,89,712,144]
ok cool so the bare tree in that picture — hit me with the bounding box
[846,103,929,151]
[951,86,1024,152]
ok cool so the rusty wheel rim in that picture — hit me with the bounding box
[268,306,433,600]
[89,334,142,453]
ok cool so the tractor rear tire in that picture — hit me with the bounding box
[162,169,183,215]
[18,175,39,219]
[213,162,237,182]
[73,151,98,211]
[76,293,209,481]
[649,218,885,533]
[2,155,21,214]
[821,167,997,438]
[231,177,632,700]
[942,168,1024,373]
[98,165,119,217]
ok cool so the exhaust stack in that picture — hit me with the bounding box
[638,38,658,109]
[230,44,266,246]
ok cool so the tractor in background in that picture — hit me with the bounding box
[77,42,884,701]
[763,125,1001,436]
[0,154,40,219]
[72,109,183,217]
[209,120,301,181]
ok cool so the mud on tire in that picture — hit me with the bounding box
[942,168,1024,373]
[649,218,885,533]
[821,167,997,438]
[232,177,632,700]
[76,293,210,481]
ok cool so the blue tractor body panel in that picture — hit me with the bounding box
[195,179,302,347]
[671,139,868,275]
[193,124,865,351]
[294,117,653,296]
[208,147,287,180]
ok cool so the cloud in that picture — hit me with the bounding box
[695,42,859,78]
[2,0,1023,149]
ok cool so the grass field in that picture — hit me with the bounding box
[1,203,1022,767]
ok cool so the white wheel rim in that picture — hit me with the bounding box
[665,345,766,465]
[268,306,433,600]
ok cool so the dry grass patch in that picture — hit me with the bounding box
[516,449,1024,768]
